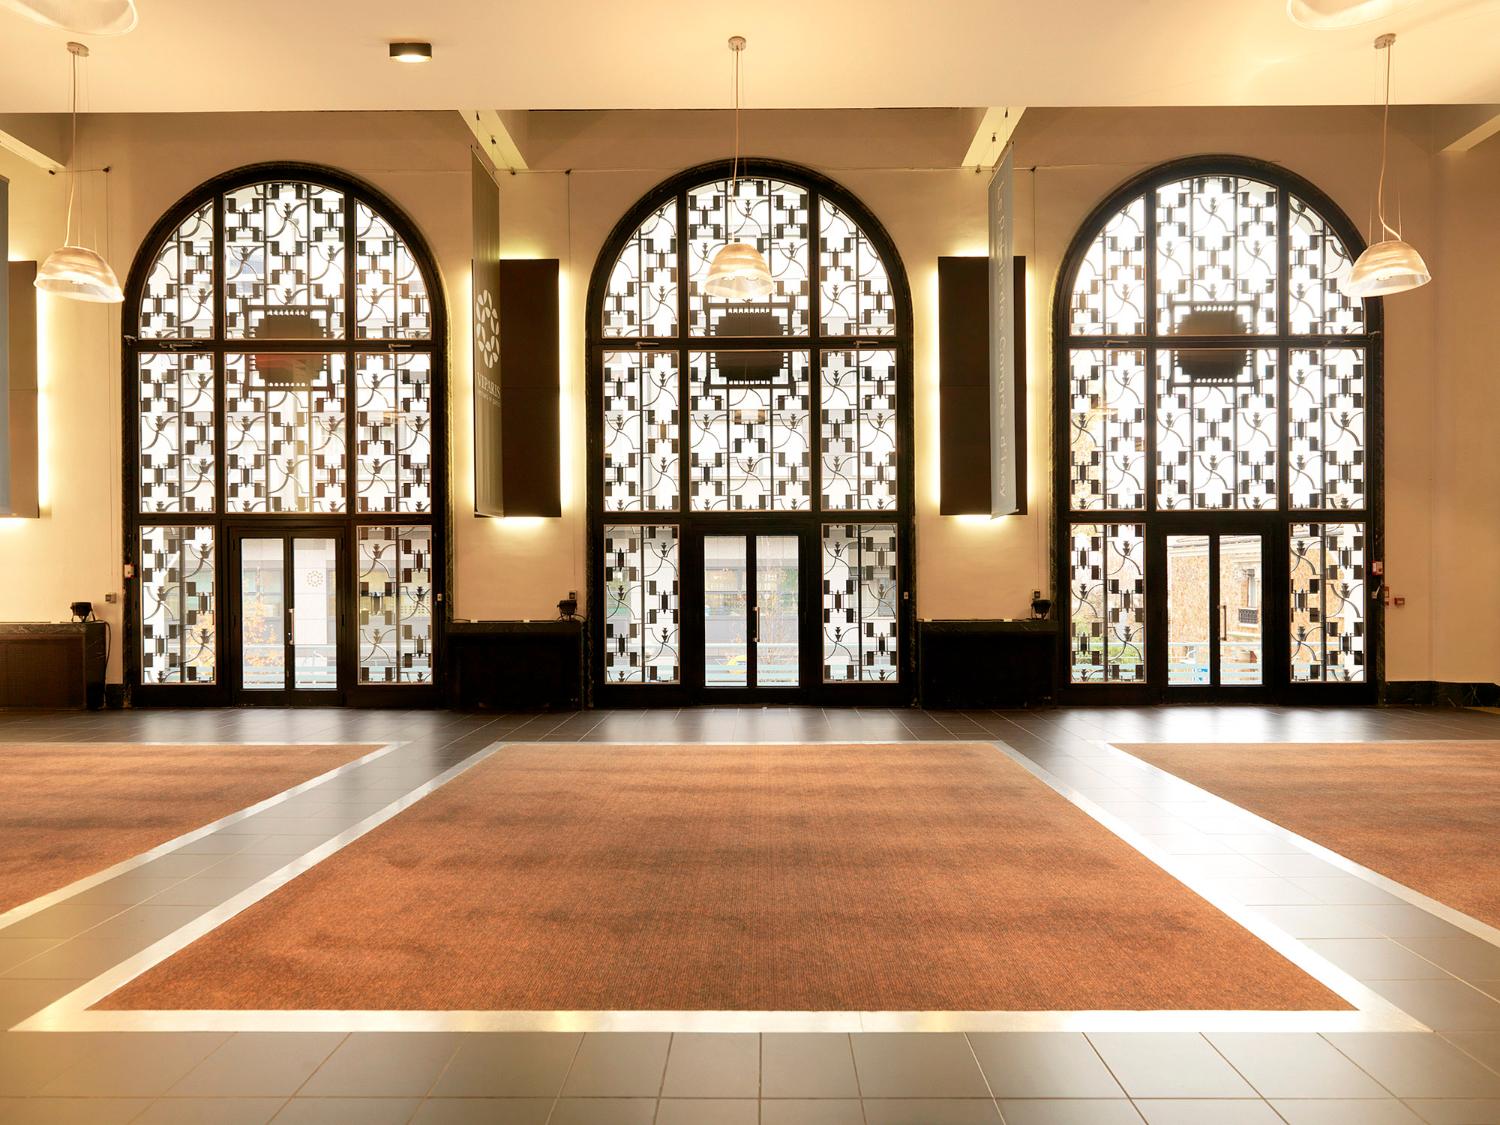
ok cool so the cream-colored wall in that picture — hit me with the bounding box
[1,105,1494,689]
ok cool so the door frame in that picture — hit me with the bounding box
[224,520,351,706]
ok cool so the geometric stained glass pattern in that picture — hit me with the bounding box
[224,353,347,513]
[821,523,898,682]
[1288,348,1366,510]
[603,524,680,684]
[687,178,811,338]
[1290,522,1366,683]
[223,181,347,340]
[354,352,433,513]
[1289,196,1365,336]
[139,524,216,684]
[601,201,678,339]
[688,351,812,512]
[354,202,432,340]
[356,524,433,684]
[821,349,898,511]
[1068,522,1146,684]
[1155,349,1278,510]
[1068,349,1146,511]
[1069,195,1146,337]
[603,350,680,512]
[820,197,895,337]
[138,352,216,514]
[138,202,215,339]
[1155,175,1279,337]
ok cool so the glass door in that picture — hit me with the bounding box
[1155,526,1269,700]
[698,531,804,696]
[228,527,346,703]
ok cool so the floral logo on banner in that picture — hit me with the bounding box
[475,289,500,371]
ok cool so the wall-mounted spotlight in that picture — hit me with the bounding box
[388,41,432,63]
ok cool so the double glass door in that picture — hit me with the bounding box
[228,526,345,702]
[1153,525,1268,699]
[693,530,806,697]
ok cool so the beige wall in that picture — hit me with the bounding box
[1,105,1495,688]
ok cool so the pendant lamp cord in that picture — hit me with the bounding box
[1376,36,1398,241]
[65,46,79,247]
[731,40,742,193]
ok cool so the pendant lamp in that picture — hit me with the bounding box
[1339,33,1431,299]
[704,35,774,302]
[35,41,124,305]
[0,0,137,35]
[1285,0,1418,30]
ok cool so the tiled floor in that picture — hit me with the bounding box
[0,704,1498,1123]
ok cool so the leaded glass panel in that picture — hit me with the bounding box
[1290,522,1366,683]
[688,350,811,512]
[1289,348,1366,510]
[1156,176,1278,337]
[356,524,433,684]
[1155,349,1279,510]
[687,177,811,337]
[1068,348,1147,511]
[602,201,678,338]
[603,524,680,683]
[820,349,897,511]
[139,202,214,339]
[1068,522,1146,683]
[821,522,898,682]
[138,353,215,514]
[354,202,432,340]
[354,352,432,513]
[139,524,216,684]
[224,353,347,513]
[223,181,347,340]
[602,350,680,512]
[819,197,896,336]
[1289,197,1365,336]
[1069,196,1147,337]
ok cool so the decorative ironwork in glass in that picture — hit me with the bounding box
[1068,196,1146,336]
[138,352,216,514]
[602,350,680,512]
[140,524,216,684]
[1289,348,1366,510]
[688,350,811,511]
[354,202,432,340]
[1155,349,1279,510]
[223,181,347,340]
[819,197,896,336]
[687,177,811,337]
[602,201,679,339]
[1068,349,1147,511]
[603,524,680,683]
[1290,522,1366,683]
[224,353,347,513]
[820,349,898,511]
[1289,197,1365,336]
[1068,522,1146,683]
[1156,175,1279,337]
[354,352,432,513]
[356,524,433,684]
[821,522,898,682]
[138,203,214,339]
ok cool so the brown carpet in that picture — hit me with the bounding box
[100,742,1345,1013]
[1121,741,1500,929]
[0,742,379,913]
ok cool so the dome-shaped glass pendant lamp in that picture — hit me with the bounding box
[704,35,774,302]
[1339,33,1431,299]
[0,0,137,35]
[35,42,124,305]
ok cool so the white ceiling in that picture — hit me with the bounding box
[1,0,1498,113]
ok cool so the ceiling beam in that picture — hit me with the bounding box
[961,107,1024,170]
[1433,104,1500,153]
[460,109,529,173]
[0,114,67,173]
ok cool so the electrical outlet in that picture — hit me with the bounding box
[568,590,577,602]
[104,592,118,604]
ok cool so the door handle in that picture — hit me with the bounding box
[752,605,759,643]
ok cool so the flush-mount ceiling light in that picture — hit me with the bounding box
[0,0,137,35]
[35,41,123,304]
[704,35,774,302]
[1339,33,1432,298]
[388,41,432,63]
[1286,0,1421,29]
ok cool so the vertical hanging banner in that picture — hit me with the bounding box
[471,152,504,516]
[988,145,1019,515]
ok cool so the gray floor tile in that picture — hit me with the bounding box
[1369,980,1500,1032]
[547,1098,657,1125]
[997,1099,1144,1124]
[1325,1033,1500,1099]
[0,978,89,1028]
[1134,1100,1282,1124]
[1255,905,1385,940]
[408,1098,554,1125]
[1,938,148,980]
[134,1097,285,1124]
[861,1099,1003,1125]
[1402,1099,1500,1123]
[145,876,263,908]
[1087,1033,1256,1098]
[850,1033,990,1098]
[0,1097,154,1123]
[660,1032,759,1098]
[560,1033,671,1097]
[0,1032,104,1095]
[655,1098,759,1125]
[968,1032,1123,1098]
[38,1031,231,1097]
[1271,1100,1424,1124]
[1403,938,1500,983]
[169,1032,346,1097]
[1447,1033,1500,1072]
[762,1033,859,1099]
[269,1098,421,1124]
[0,940,59,975]
[429,1031,581,1097]
[1208,1032,1391,1098]
[297,1033,460,1098]
[1304,939,1454,981]
[759,1099,865,1125]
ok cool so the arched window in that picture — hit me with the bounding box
[1054,156,1381,702]
[586,160,913,704]
[124,164,447,705]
